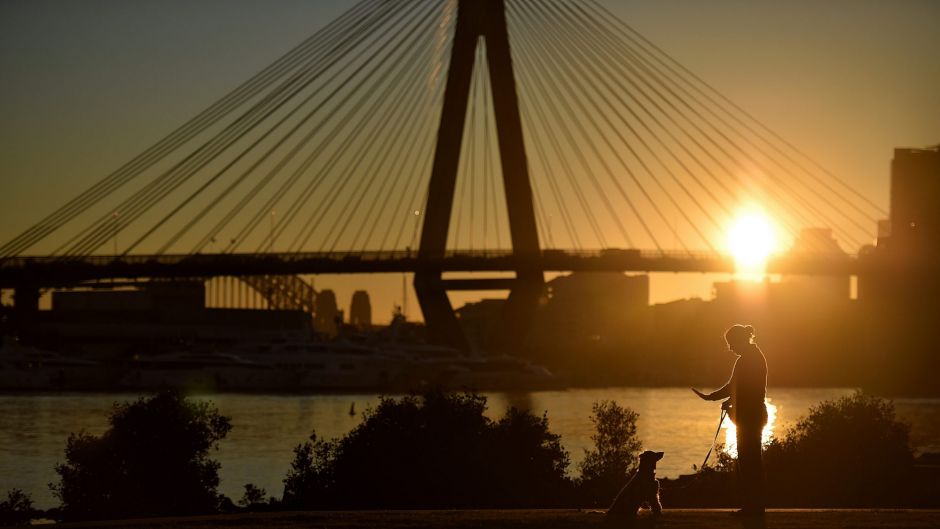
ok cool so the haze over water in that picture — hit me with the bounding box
[4,387,939,509]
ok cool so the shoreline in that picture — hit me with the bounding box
[36,508,940,529]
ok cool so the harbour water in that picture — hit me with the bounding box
[2,387,939,508]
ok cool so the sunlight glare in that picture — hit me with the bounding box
[726,209,779,273]
[723,398,777,458]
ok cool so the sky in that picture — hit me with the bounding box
[0,0,938,321]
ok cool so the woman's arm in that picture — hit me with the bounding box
[692,359,738,401]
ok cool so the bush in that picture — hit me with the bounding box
[51,391,232,521]
[763,391,915,506]
[665,392,923,507]
[577,400,642,506]
[282,391,572,509]
[0,489,35,526]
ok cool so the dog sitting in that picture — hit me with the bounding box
[606,450,664,522]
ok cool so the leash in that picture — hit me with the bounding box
[701,407,727,469]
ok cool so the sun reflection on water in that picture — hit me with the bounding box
[722,398,778,458]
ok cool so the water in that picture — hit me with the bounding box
[2,387,939,509]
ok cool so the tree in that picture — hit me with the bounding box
[484,407,572,506]
[577,400,642,506]
[282,391,572,509]
[0,489,35,526]
[238,484,268,507]
[282,433,335,509]
[51,391,232,521]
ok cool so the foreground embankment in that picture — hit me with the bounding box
[37,509,940,529]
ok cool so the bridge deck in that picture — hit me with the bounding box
[0,250,858,288]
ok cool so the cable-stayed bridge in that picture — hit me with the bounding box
[0,0,885,351]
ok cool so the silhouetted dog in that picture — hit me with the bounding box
[606,450,664,523]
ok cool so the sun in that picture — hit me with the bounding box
[726,209,779,272]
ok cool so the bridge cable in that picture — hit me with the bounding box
[322,37,443,253]
[514,72,584,250]
[528,2,685,251]
[511,34,610,248]
[596,20,867,250]
[186,3,406,253]
[376,73,446,253]
[0,0,381,258]
[214,0,436,253]
[481,56,515,251]
[467,43,481,252]
[513,3,643,249]
[516,0,709,250]
[568,0,869,250]
[518,0,673,251]
[377,67,447,254]
[144,0,418,255]
[522,1,725,249]
[538,2,738,236]
[583,0,885,221]
[61,0,392,257]
[514,0,718,250]
[59,0,400,257]
[348,79,441,253]
[278,2,443,253]
[536,0,756,247]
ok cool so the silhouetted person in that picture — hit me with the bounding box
[693,324,768,518]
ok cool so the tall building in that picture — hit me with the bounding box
[349,290,372,329]
[888,146,940,258]
[314,289,339,336]
[858,146,940,394]
[861,146,940,302]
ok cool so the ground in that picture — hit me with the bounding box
[39,509,940,529]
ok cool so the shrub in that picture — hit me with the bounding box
[51,391,232,521]
[282,391,572,509]
[0,489,35,526]
[577,400,642,506]
[666,392,921,507]
[763,391,915,506]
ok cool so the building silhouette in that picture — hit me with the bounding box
[349,290,372,330]
[538,272,649,345]
[21,282,312,360]
[314,289,339,336]
[856,146,940,394]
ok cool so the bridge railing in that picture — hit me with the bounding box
[0,248,859,269]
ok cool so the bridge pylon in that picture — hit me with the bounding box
[416,0,543,354]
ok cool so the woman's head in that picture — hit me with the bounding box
[725,324,755,352]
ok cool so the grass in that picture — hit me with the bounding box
[45,508,940,529]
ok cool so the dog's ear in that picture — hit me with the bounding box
[654,451,664,460]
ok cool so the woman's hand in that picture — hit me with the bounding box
[691,388,708,400]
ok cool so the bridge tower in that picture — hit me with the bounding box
[415,0,543,354]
